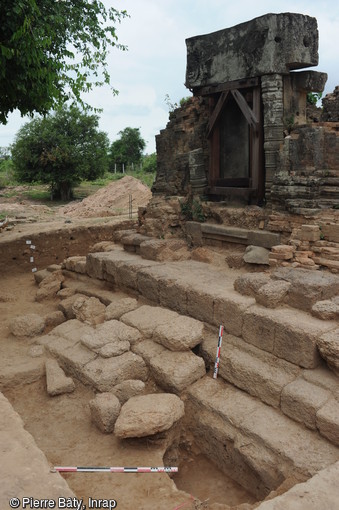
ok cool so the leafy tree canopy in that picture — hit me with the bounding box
[110,127,146,170]
[0,1,128,124]
[11,106,109,200]
[142,153,157,173]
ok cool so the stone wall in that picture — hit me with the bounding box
[322,86,339,122]
[271,123,339,213]
[152,96,209,196]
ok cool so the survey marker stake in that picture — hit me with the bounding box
[213,325,224,379]
[53,466,178,473]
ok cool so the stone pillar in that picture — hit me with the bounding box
[189,148,207,195]
[261,74,284,201]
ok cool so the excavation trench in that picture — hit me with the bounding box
[1,229,338,509]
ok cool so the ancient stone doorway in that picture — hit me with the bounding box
[207,79,264,204]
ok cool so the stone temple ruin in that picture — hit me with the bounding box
[1,12,339,510]
[144,12,338,272]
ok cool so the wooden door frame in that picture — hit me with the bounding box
[202,78,264,203]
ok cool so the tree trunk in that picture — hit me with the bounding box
[55,182,73,201]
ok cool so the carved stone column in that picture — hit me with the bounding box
[261,74,284,201]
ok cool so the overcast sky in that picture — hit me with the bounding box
[0,0,338,153]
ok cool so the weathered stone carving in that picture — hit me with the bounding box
[186,13,319,89]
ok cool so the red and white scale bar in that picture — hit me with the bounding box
[54,466,178,473]
[213,325,224,379]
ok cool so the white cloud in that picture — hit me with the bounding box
[0,0,338,153]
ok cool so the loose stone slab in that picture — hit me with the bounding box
[82,352,148,392]
[72,296,106,325]
[121,305,179,336]
[89,393,121,433]
[58,293,86,319]
[255,281,291,308]
[114,393,184,438]
[112,380,146,404]
[98,340,130,358]
[150,350,206,393]
[153,315,204,351]
[96,320,141,346]
[45,359,75,396]
[105,297,139,320]
[51,319,94,343]
[10,314,45,337]
[132,340,167,365]
[36,270,65,302]
[234,273,271,297]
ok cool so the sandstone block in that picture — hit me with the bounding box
[64,256,87,274]
[159,280,188,314]
[111,380,145,404]
[317,329,339,376]
[0,359,45,390]
[48,342,97,377]
[89,241,116,252]
[150,350,206,393]
[153,315,204,351]
[121,305,178,336]
[89,393,121,433]
[234,273,271,297]
[114,393,184,438]
[214,291,255,337]
[72,296,106,325]
[104,297,139,320]
[44,311,66,329]
[36,270,65,301]
[45,359,75,396]
[51,319,93,343]
[10,314,45,337]
[281,379,330,429]
[33,269,50,284]
[82,352,148,392]
[255,281,291,308]
[57,288,75,299]
[136,270,160,302]
[187,285,215,324]
[271,245,295,259]
[316,398,339,446]
[98,341,130,358]
[272,267,339,311]
[312,300,339,321]
[96,320,141,346]
[58,293,86,319]
[132,340,167,365]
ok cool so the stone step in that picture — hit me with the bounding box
[185,376,339,500]
[85,249,337,370]
[199,222,281,248]
[199,330,339,446]
[200,330,300,408]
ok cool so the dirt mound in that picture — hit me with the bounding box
[61,176,152,218]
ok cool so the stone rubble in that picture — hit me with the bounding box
[89,392,121,433]
[45,359,75,396]
[114,393,185,438]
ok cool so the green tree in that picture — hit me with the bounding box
[0,1,128,124]
[142,153,157,173]
[11,106,109,200]
[110,127,146,170]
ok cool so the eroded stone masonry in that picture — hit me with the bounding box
[142,12,339,273]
